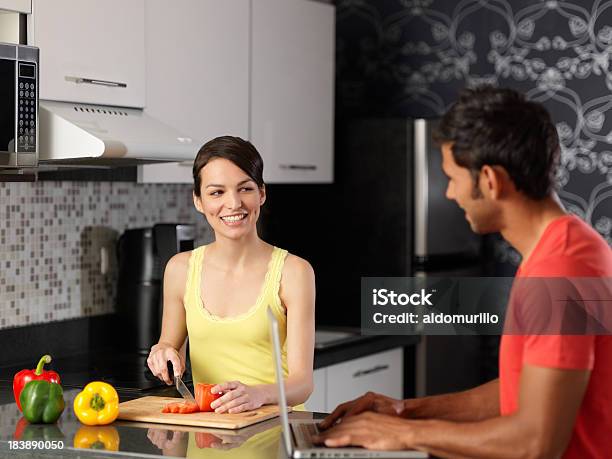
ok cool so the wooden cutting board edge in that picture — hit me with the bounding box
[118,396,291,430]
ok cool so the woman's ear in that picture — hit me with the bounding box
[259,185,266,206]
[193,191,204,214]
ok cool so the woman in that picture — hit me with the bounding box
[147,136,315,413]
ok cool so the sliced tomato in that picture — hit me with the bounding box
[161,401,199,414]
[195,383,223,412]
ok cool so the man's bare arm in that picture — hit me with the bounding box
[320,379,499,429]
[317,365,589,457]
[403,378,499,422]
[408,365,589,458]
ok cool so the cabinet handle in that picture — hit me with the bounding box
[65,76,127,88]
[352,364,389,378]
[279,164,317,171]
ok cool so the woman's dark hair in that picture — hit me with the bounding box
[432,86,560,200]
[193,136,264,197]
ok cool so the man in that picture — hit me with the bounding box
[314,86,612,458]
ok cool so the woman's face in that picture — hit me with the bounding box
[193,158,265,240]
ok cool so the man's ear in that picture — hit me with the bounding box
[193,192,204,214]
[259,185,266,206]
[480,165,503,200]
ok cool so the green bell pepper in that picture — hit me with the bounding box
[19,380,65,424]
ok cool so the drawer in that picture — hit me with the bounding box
[326,348,403,410]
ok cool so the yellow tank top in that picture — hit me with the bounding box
[184,245,291,389]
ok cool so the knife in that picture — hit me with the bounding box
[175,374,197,405]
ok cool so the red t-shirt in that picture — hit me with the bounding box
[499,215,612,459]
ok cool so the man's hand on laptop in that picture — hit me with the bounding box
[313,411,417,450]
[318,391,405,429]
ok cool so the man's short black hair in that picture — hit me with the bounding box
[433,86,560,200]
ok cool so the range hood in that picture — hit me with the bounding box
[38,100,197,166]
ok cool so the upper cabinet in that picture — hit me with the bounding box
[140,0,335,184]
[139,0,250,184]
[251,0,335,183]
[30,0,146,107]
[145,0,249,146]
[0,0,30,13]
[28,0,335,182]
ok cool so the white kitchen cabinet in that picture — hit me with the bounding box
[304,367,327,413]
[136,161,194,184]
[326,348,403,411]
[307,348,404,413]
[0,0,30,13]
[30,0,145,107]
[138,0,250,184]
[250,0,335,183]
[139,0,335,184]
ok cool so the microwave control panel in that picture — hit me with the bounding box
[0,43,38,168]
[16,62,37,153]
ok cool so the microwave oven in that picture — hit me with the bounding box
[0,42,39,170]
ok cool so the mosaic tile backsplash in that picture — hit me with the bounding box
[0,181,213,329]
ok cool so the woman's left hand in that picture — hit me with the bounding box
[210,381,267,414]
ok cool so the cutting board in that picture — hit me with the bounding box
[117,396,289,429]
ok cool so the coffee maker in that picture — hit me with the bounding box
[116,223,195,354]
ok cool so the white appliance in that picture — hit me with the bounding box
[0,2,198,169]
[38,100,197,165]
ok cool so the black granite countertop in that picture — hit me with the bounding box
[314,333,418,369]
[0,380,325,459]
[0,334,419,393]
[0,330,423,459]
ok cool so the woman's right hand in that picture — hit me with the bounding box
[147,343,184,385]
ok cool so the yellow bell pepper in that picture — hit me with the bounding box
[73,381,119,426]
[73,425,120,451]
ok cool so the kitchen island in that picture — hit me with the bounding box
[0,325,418,457]
[0,380,324,459]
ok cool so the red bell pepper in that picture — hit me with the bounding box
[195,383,222,412]
[13,355,61,412]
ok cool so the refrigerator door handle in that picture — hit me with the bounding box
[414,119,429,259]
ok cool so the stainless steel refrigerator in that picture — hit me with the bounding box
[411,119,493,396]
[340,118,486,396]
[261,117,493,396]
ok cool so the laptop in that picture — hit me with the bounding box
[267,307,428,458]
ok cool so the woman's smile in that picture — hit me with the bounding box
[220,211,248,226]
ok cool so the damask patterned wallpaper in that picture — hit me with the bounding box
[336,0,612,260]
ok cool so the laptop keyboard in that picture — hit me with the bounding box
[293,422,321,446]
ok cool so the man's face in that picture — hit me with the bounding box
[440,142,501,234]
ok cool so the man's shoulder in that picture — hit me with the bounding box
[523,215,612,277]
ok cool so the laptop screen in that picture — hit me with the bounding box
[267,306,294,455]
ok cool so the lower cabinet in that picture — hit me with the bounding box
[304,368,327,413]
[305,347,404,413]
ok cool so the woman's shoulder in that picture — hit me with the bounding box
[280,250,315,281]
[169,250,192,266]
[165,246,204,277]
[277,250,315,308]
